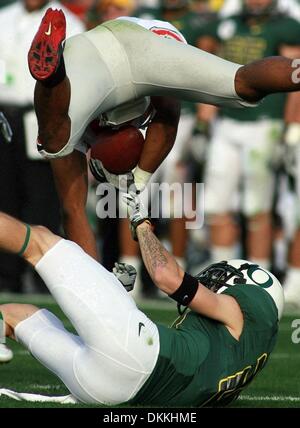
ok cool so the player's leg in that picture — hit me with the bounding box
[34,239,160,403]
[34,79,71,156]
[106,20,300,107]
[0,303,94,403]
[0,304,14,362]
[204,119,241,262]
[104,20,245,107]
[242,120,282,268]
[28,9,71,155]
[284,141,300,307]
[29,10,116,158]
[0,212,159,403]
[0,212,60,266]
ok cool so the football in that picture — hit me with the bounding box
[90,125,145,174]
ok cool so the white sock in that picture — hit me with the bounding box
[250,258,271,270]
[210,245,239,263]
[285,267,300,288]
[273,237,288,272]
[284,267,300,305]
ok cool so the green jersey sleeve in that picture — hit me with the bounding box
[223,284,279,330]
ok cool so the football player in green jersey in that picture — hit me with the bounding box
[0,194,283,406]
[197,0,300,269]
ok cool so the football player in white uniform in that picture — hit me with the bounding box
[28,8,300,262]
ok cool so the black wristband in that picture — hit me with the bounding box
[169,272,199,307]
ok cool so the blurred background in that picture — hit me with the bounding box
[1,0,300,311]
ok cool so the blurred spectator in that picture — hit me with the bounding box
[86,0,136,29]
[0,0,16,8]
[0,0,84,292]
[191,0,222,13]
[197,0,300,270]
[280,92,300,308]
[61,0,94,21]
[115,0,216,298]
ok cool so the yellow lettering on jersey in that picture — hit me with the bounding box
[202,353,269,407]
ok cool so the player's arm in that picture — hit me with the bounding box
[124,193,243,338]
[133,96,180,191]
[50,150,99,259]
[136,221,243,339]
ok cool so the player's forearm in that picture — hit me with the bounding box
[134,97,180,190]
[133,121,177,192]
[138,122,177,173]
[63,210,99,260]
[136,222,184,294]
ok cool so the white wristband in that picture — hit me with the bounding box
[285,123,300,147]
[133,166,152,192]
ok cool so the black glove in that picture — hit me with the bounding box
[112,262,137,292]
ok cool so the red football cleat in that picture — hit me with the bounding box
[28,8,66,81]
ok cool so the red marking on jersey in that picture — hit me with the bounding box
[150,27,185,43]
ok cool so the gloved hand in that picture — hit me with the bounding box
[283,122,300,177]
[112,262,137,292]
[0,112,12,144]
[89,158,138,193]
[122,192,152,241]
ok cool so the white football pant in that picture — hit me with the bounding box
[15,240,160,405]
[204,118,283,217]
[44,18,255,158]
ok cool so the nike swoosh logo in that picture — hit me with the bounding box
[45,23,52,36]
[138,322,145,336]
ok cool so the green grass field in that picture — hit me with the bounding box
[0,294,299,408]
